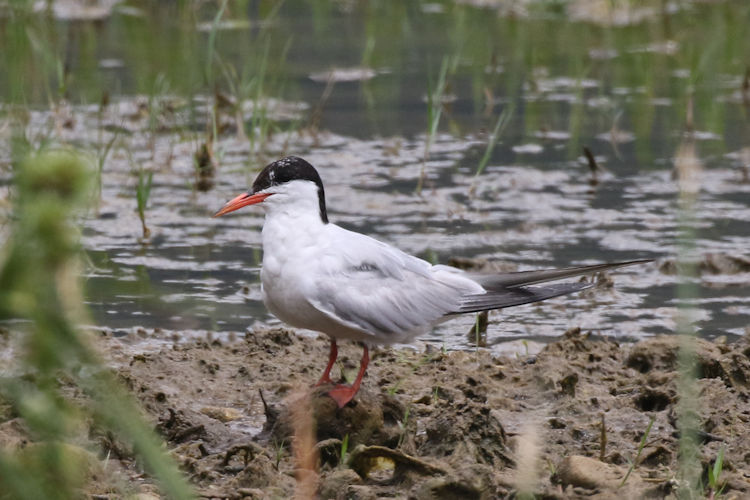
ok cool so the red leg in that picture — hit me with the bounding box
[315,339,338,386]
[327,345,369,408]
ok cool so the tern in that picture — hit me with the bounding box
[214,156,649,408]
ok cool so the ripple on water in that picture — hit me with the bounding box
[3,97,745,351]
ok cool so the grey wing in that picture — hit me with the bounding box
[305,239,478,341]
[310,277,455,340]
[304,224,649,339]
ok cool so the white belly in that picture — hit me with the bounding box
[261,263,377,343]
[258,212,378,342]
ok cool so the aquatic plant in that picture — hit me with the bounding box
[417,54,457,194]
[194,139,217,191]
[205,0,230,90]
[94,130,119,206]
[136,167,154,240]
[289,390,318,499]
[474,105,513,179]
[396,407,411,449]
[514,422,541,500]
[468,310,489,349]
[273,438,286,470]
[208,1,291,157]
[246,39,273,155]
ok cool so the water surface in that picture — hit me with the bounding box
[2,0,749,352]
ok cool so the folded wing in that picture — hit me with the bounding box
[306,229,649,341]
[305,230,480,341]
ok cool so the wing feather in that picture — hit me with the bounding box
[304,229,477,342]
[302,226,649,342]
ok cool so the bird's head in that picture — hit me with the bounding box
[213,156,328,223]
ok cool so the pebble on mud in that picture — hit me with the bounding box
[199,406,242,423]
[348,444,447,479]
[318,469,363,499]
[554,455,637,490]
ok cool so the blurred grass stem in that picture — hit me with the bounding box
[674,136,702,498]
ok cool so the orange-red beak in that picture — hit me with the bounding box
[213,192,272,217]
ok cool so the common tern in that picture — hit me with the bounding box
[214,156,649,407]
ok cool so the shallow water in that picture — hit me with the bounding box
[2,1,749,353]
[79,127,750,351]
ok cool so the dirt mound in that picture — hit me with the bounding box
[113,328,750,497]
[6,326,750,498]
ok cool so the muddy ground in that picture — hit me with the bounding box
[4,326,750,499]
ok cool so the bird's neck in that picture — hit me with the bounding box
[260,205,329,264]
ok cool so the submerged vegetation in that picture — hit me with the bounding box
[136,167,154,240]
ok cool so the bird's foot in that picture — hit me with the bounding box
[327,384,357,408]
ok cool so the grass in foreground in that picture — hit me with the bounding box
[0,148,194,499]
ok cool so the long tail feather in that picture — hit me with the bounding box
[453,282,592,314]
[471,258,651,290]
[453,258,651,314]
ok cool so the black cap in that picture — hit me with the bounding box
[252,156,328,223]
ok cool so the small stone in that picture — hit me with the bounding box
[415,474,487,500]
[548,417,567,429]
[131,494,161,500]
[637,445,672,467]
[318,469,362,499]
[0,419,28,449]
[555,455,634,490]
[413,394,433,405]
[200,406,242,422]
[229,454,280,490]
[348,444,447,479]
[236,488,265,499]
[342,485,378,500]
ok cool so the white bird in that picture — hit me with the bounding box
[214,156,649,407]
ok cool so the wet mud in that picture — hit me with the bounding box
[4,327,749,498]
